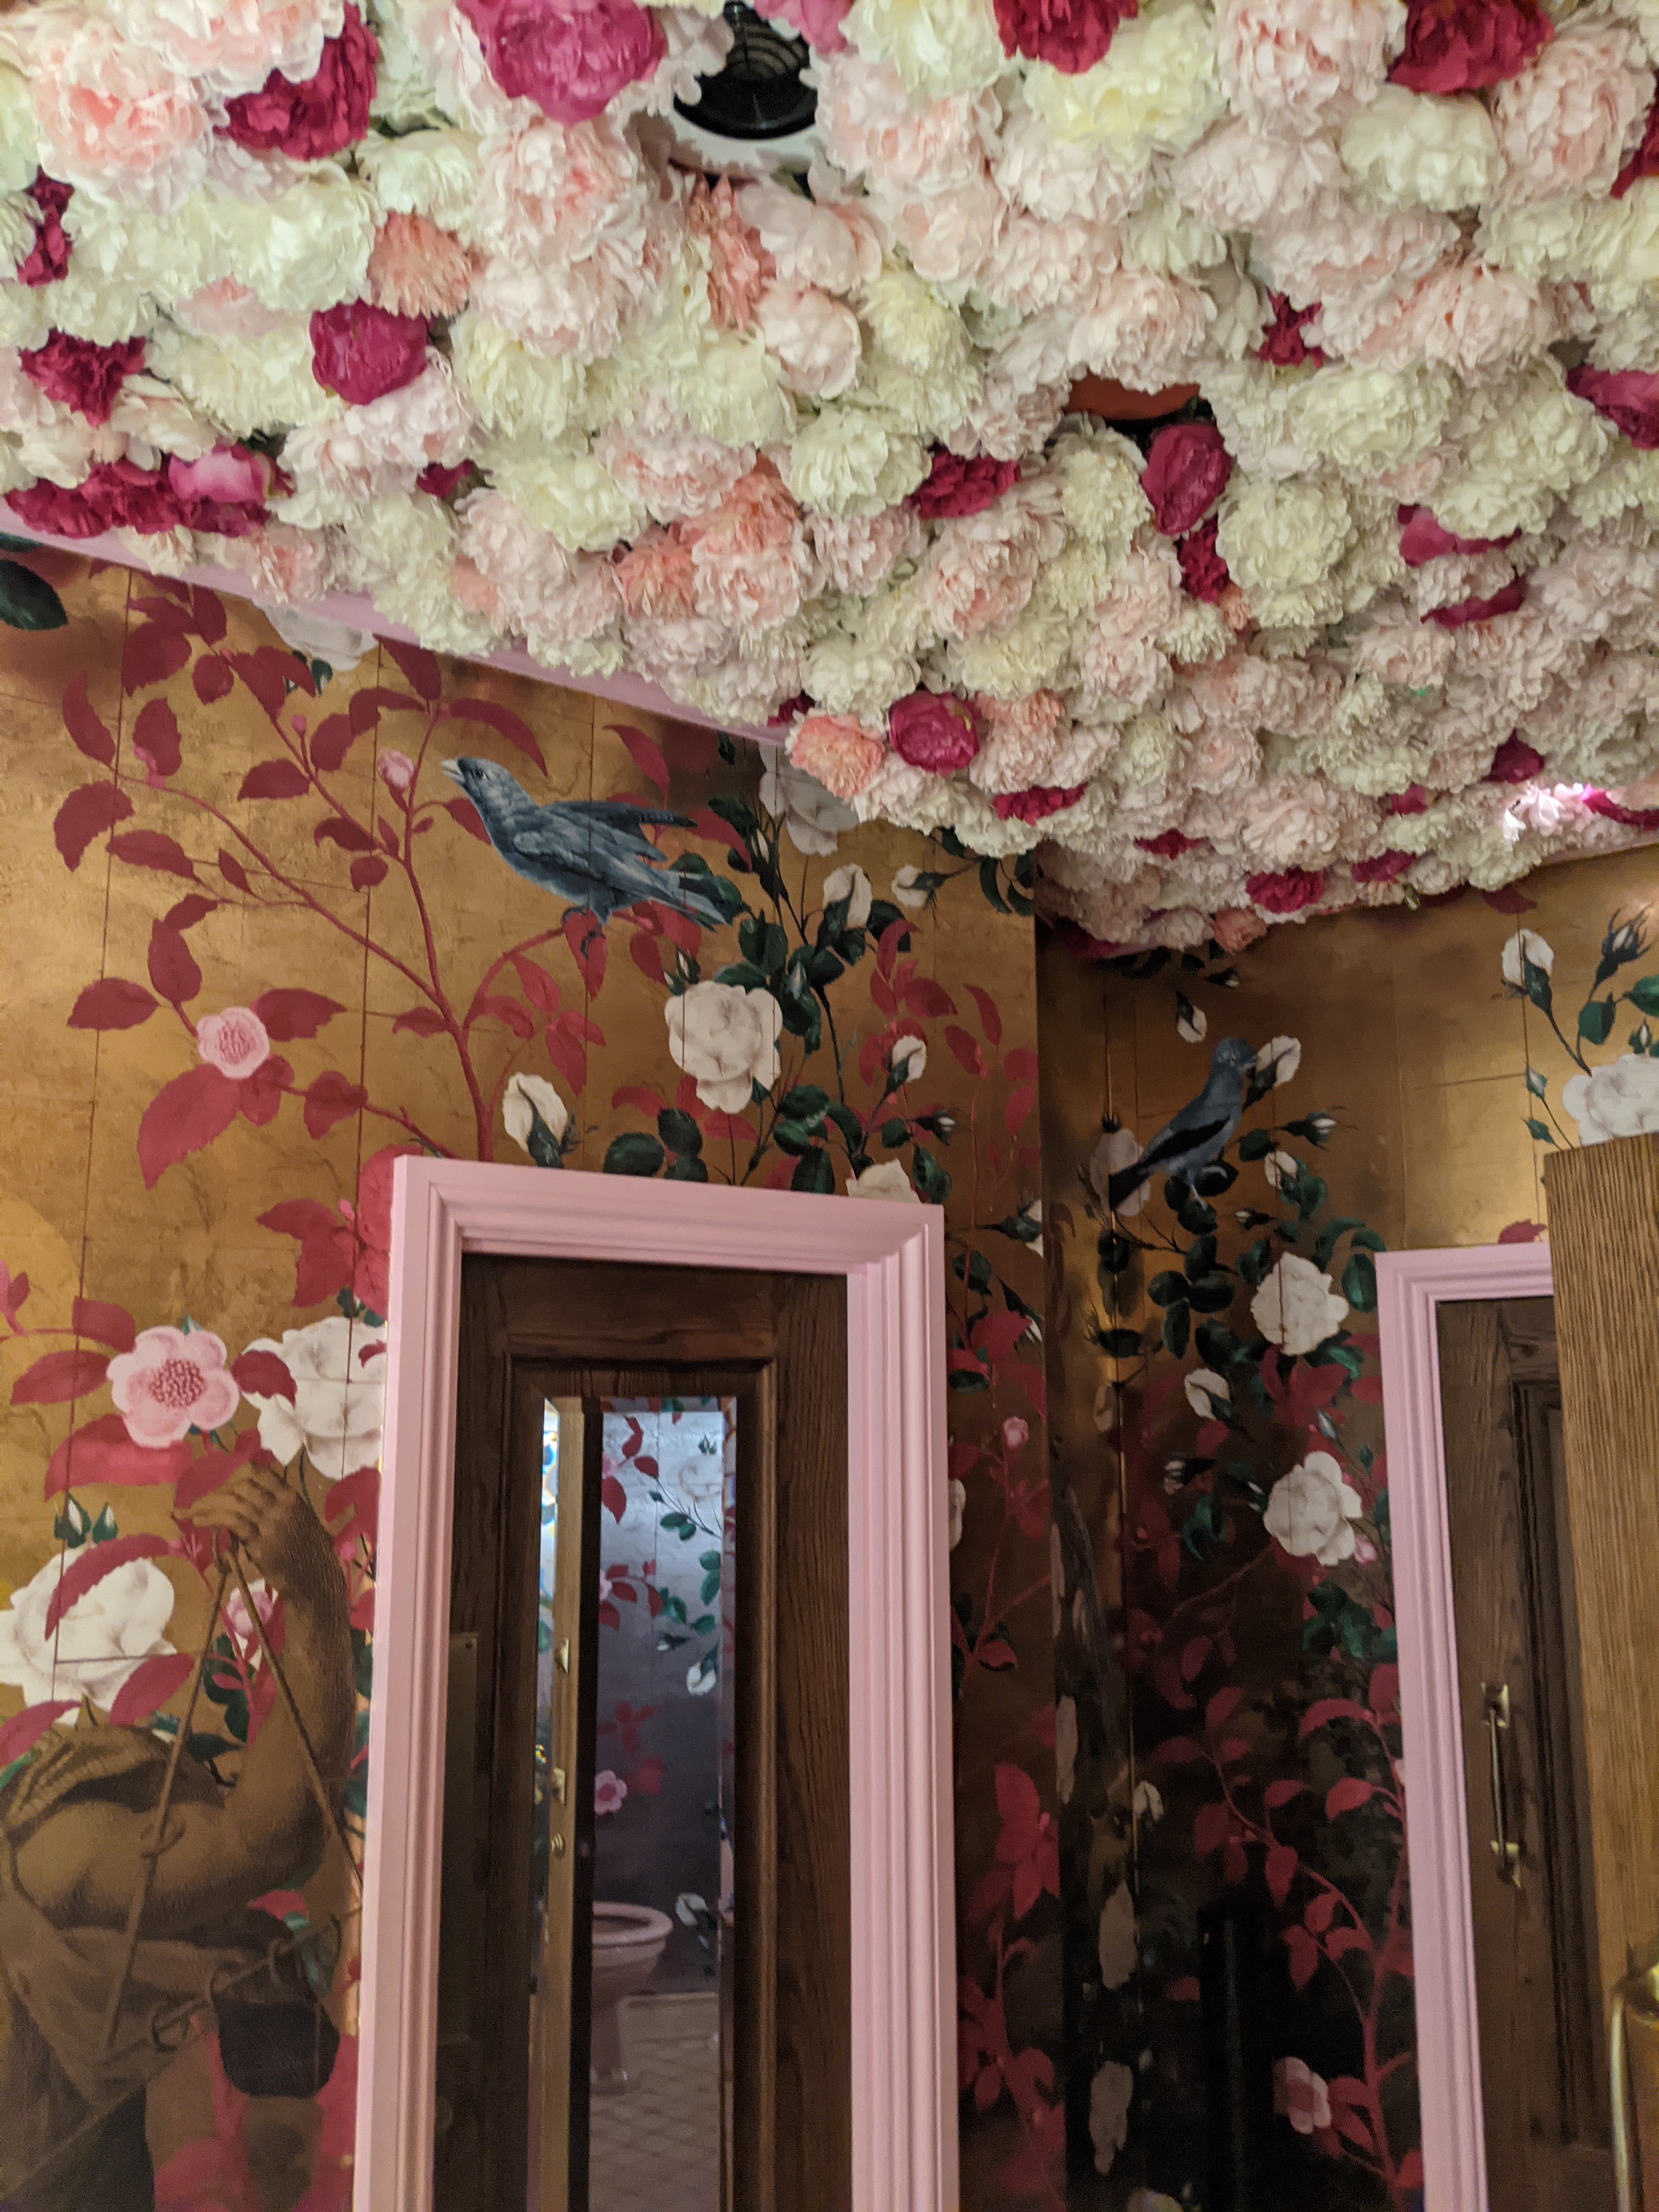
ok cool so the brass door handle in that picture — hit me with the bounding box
[1483,1683,1521,1887]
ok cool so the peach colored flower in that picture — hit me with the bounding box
[616,527,701,620]
[806,503,923,594]
[29,13,209,210]
[196,1005,272,1079]
[1211,906,1267,953]
[599,397,752,526]
[968,689,1067,793]
[686,177,774,330]
[788,713,885,799]
[684,464,812,628]
[368,213,478,321]
[108,1324,241,1448]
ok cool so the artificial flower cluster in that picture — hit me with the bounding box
[2,0,1659,944]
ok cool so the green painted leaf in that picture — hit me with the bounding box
[1628,974,1659,1015]
[89,1503,119,1544]
[1098,1328,1143,1359]
[1147,1270,1187,1306]
[1184,1233,1217,1279]
[1238,1237,1273,1288]
[778,1084,830,1124]
[1195,1319,1240,1369]
[1525,1118,1554,1144]
[524,1104,565,1167]
[657,1108,703,1157]
[1096,1231,1132,1277]
[604,1131,666,1177]
[790,1147,835,1195]
[1520,956,1553,1014]
[1340,1251,1376,1313]
[1237,1128,1273,1161]
[913,1147,951,1203]
[0,557,66,631]
[1312,1218,1364,1268]
[1578,996,1616,1046]
[1161,1302,1190,1358]
[1185,1273,1236,1313]
[665,1155,709,1182]
[1348,1228,1386,1252]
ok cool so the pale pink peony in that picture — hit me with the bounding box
[175,278,293,342]
[196,1005,272,1079]
[917,478,1067,642]
[735,177,884,295]
[1218,0,1404,136]
[814,54,997,191]
[1492,20,1652,202]
[968,690,1068,794]
[685,178,774,331]
[879,173,1006,290]
[121,0,343,97]
[806,503,923,595]
[218,521,335,607]
[282,360,471,503]
[1321,256,1578,381]
[754,282,862,399]
[1256,202,1455,306]
[1172,115,1345,230]
[979,210,1120,319]
[1068,270,1217,395]
[368,213,477,321]
[108,1324,241,1448]
[458,488,623,652]
[28,13,209,209]
[788,713,885,799]
[1082,543,1183,704]
[599,399,752,526]
[684,465,812,629]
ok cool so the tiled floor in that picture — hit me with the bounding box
[587,1991,723,2212]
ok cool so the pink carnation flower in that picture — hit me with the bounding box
[196,1005,273,1078]
[788,713,885,799]
[108,1324,241,1449]
[219,3,377,160]
[993,0,1137,74]
[455,0,665,126]
[176,277,291,341]
[599,396,751,526]
[368,212,478,320]
[1142,422,1232,538]
[991,782,1086,822]
[8,457,180,538]
[28,16,208,208]
[18,175,74,287]
[913,450,1020,521]
[1389,0,1551,93]
[19,332,144,425]
[1220,0,1400,133]
[888,691,979,772]
[1566,365,1659,451]
[310,300,430,405]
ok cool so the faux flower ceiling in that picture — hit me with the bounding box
[4,0,1659,948]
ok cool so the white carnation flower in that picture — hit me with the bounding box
[1339,85,1500,211]
[1025,4,1224,162]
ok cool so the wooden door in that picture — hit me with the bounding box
[434,1257,849,2212]
[1437,1299,1610,2210]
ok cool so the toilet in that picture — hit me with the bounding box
[589,1901,674,2094]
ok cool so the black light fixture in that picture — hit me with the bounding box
[673,0,817,143]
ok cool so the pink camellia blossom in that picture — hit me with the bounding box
[19,332,144,425]
[166,444,276,536]
[788,712,885,800]
[1486,733,1544,783]
[18,175,73,287]
[1142,423,1232,539]
[992,782,1086,823]
[992,0,1137,74]
[1177,516,1231,603]
[219,4,377,160]
[685,179,774,332]
[594,1768,629,1815]
[1246,867,1326,915]
[29,17,209,207]
[309,300,429,406]
[1566,364,1659,451]
[913,451,1020,521]
[1256,292,1325,367]
[1353,849,1415,884]
[1389,0,1551,93]
[1274,2056,1331,2136]
[377,750,417,798]
[1397,505,1518,567]
[108,1324,241,1449]
[8,457,180,538]
[196,1006,273,1080]
[455,0,665,126]
[889,691,980,773]
[1211,907,1268,953]
[368,212,477,321]
[1424,575,1527,629]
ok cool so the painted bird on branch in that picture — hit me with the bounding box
[1104,1035,1257,1213]
[441,757,730,928]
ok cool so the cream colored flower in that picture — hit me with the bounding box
[1098,1882,1137,1989]
[503,1071,570,1159]
[0,1551,176,1712]
[1256,1035,1302,1086]
[1183,1367,1230,1417]
[665,981,783,1113]
[1252,1253,1348,1356]
[1339,84,1499,212]
[241,1316,387,1483]
[822,862,874,927]
[1025,4,1224,162]
[847,1159,921,1201]
[1500,928,1554,986]
[1265,1449,1363,1565]
[1090,2060,1134,2175]
[1562,1055,1659,1143]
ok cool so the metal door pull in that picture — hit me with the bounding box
[1483,1682,1522,1886]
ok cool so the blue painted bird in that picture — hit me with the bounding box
[441,757,730,927]
[1105,1035,1258,1212]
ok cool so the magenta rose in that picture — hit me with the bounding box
[912,450,1020,521]
[1486,734,1544,785]
[455,0,666,125]
[1142,422,1232,538]
[1386,783,1428,815]
[1245,868,1327,915]
[19,332,144,424]
[1176,516,1231,603]
[167,445,276,537]
[992,0,1137,72]
[310,300,429,405]
[221,3,377,160]
[1389,0,1551,92]
[1424,575,1526,629]
[416,459,473,498]
[8,457,181,538]
[991,781,1087,823]
[1615,94,1659,196]
[1256,293,1325,368]
[1353,850,1415,885]
[18,174,72,287]
[1397,504,1519,566]
[1566,365,1659,450]
[888,691,980,772]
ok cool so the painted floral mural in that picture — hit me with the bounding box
[0,552,1053,2207]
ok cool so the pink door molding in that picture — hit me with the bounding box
[354,1158,958,2211]
[1376,1239,1554,2212]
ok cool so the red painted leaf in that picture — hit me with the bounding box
[544,1024,589,1093]
[443,795,489,843]
[44,1413,192,1497]
[1150,1736,1207,1764]
[1299,1697,1368,1739]
[108,1650,195,1725]
[611,1085,664,1116]
[228,647,301,719]
[613,722,670,795]
[132,697,182,778]
[0,1701,75,1768]
[1283,1926,1319,1989]
[392,1005,447,1037]
[563,907,607,995]
[477,994,535,1039]
[1263,1779,1306,1810]
[303,1069,367,1138]
[148,919,201,1007]
[137,1062,241,1187]
[1004,1084,1038,1134]
[1178,1635,1210,1684]
[71,1297,135,1352]
[1192,1800,1232,1857]
[508,955,561,1016]
[108,831,198,880]
[217,848,252,891]
[165,894,218,933]
[601,1475,627,1522]
[122,622,190,692]
[1481,884,1536,916]
[1205,1685,1244,1733]
[1305,1889,1339,1934]
[232,1348,295,1401]
[1167,1977,1201,2004]
[62,673,114,764]
[945,1025,986,1076]
[349,687,422,732]
[250,988,346,1041]
[384,637,441,700]
[1397,2153,1424,2191]
[236,1052,289,1129]
[314,815,375,853]
[45,1533,173,1635]
[239,758,311,801]
[54,781,133,870]
[1265,1842,1297,1906]
[902,975,957,1019]
[69,977,157,1031]
[440,696,545,774]
[351,854,388,890]
[12,1345,110,1404]
[174,1427,263,1513]
[966,984,1002,1047]
[309,713,357,772]
[193,652,234,705]
[259,1198,355,1307]
[969,1310,1030,1361]
[630,933,665,984]
[977,1637,1017,1669]
[1325,1777,1375,1818]
[1326,1926,1371,1959]
[325,1465,379,1551]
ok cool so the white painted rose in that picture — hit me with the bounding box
[1562,1053,1659,1143]
[1265,1448,1363,1565]
[666,980,783,1113]
[0,1551,176,1710]
[1251,1252,1348,1356]
[242,1314,387,1482]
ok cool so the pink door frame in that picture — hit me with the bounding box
[353,1158,960,2210]
[1376,1239,1554,2212]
